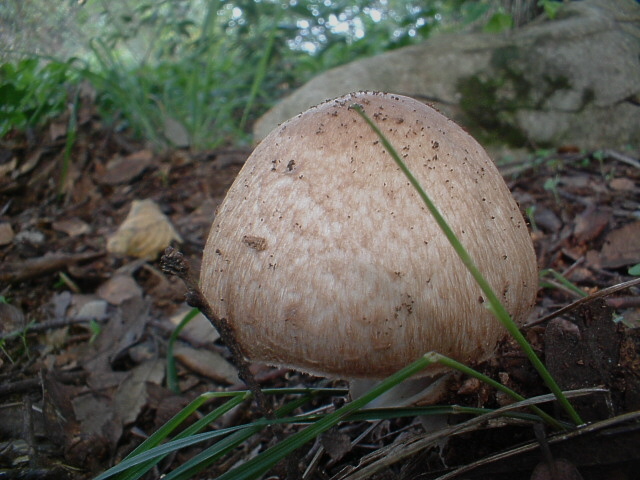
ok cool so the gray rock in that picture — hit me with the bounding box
[254,0,640,150]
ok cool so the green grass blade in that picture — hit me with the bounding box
[215,356,436,480]
[166,307,200,393]
[97,420,267,480]
[238,27,276,132]
[350,103,583,426]
[431,353,562,429]
[95,392,248,480]
[95,388,347,479]
[58,88,78,198]
[539,268,588,298]
[162,392,315,480]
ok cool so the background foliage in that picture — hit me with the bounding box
[0,0,545,148]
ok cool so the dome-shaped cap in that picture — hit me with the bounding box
[200,91,538,379]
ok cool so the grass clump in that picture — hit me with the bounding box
[0,58,79,138]
[1,1,453,148]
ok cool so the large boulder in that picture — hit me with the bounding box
[254,0,640,150]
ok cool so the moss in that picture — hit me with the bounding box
[456,45,578,148]
[457,74,529,147]
[580,88,595,110]
[543,73,571,91]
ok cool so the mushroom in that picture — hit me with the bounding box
[200,91,537,383]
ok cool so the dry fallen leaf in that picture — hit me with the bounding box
[530,458,584,480]
[100,150,154,186]
[67,294,109,321]
[572,206,610,243]
[107,199,182,260]
[0,222,15,245]
[169,305,220,346]
[320,431,352,463]
[52,217,91,237]
[114,359,166,425]
[0,155,17,177]
[600,221,640,268]
[96,273,143,305]
[172,344,238,384]
[163,115,190,148]
[0,302,25,334]
[609,177,635,191]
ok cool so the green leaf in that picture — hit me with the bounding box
[0,83,23,107]
[483,11,514,33]
[540,0,563,20]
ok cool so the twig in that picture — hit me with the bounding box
[433,409,640,480]
[0,317,105,341]
[0,251,104,284]
[160,247,272,418]
[0,370,88,397]
[603,149,640,169]
[525,277,640,328]
[23,394,38,468]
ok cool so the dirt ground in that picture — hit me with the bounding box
[1,103,639,479]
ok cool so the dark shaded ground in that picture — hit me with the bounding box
[1,102,639,479]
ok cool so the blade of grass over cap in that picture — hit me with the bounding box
[429,353,563,429]
[350,102,583,426]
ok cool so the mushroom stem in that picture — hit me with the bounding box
[161,247,272,418]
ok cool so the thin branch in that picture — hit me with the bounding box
[160,247,272,418]
[0,317,103,341]
[603,149,640,169]
[525,277,640,328]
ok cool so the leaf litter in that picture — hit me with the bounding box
[0,105,639,479]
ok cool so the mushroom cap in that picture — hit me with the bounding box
[200,91,538,379]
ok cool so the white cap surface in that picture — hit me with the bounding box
[201,92,538,379]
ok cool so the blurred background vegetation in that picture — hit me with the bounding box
[0,0,551,150]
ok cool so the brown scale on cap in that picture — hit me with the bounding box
[200,91,538,379]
